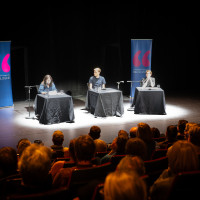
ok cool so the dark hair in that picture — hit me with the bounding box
[0,147,18,178]
[137,123,153,143]
[17,139,31,157]
[189,126,200,147]
[118,130,129,140]
[69,138,76,161]
[52,130,64,146]
[89,126,101,140]
[178,120,188,134]
[42,74,53,87]
[151,127,161,138]
[75,135,95,161]
[116,135,128,154]
[125,138,147,160]
[166,125,178,141]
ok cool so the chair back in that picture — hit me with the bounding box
[95,152,108,159]
[167,170,200,200]
[151,149,168,160]
[110,155,126,169]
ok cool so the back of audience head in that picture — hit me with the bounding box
[184,122,198,139]
[18,143,52,188]
[94,139,107,152]
[188,126,200,148]
[151,127,160,138]
[88,126,101,140]
[116,135,128,155]
[17,139,31,157]
[117,155,145,176]
[0,147,18,179]
[69,138,76,162]
[137,122,153,143]
[104,170,147,200]
[75,135,95,162]
[34,139,44,145]
[52,130,64,146]
[167,140,199,174]
[129,127,137,138]
[166,125,178,141]
[118,130,129,140]
[125,138,147,160]
[177,119,188,134]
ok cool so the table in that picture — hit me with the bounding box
[85,88,124,117]
[132,87,166,115]
[34,94,75,124]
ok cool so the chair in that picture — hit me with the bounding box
[91,183,104,200]
[153,137,166,142]
[6,186,69,200]
[35,85,39,93]
[95,152,108,159]
[151,149,168,160]
[67,162,114,198]
[167,170,200,200]
[144,156,168,186]
[110,155,126,169]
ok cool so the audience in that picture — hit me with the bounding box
[188,125,200,153]
[150,140,199,200]
[117,155,145,176]
[52,135,96,188]
[94,139,107,152]
[88,125,101,140]
[136,122,156,160]
[129,126,137,138]
[51,130,69,158]
[104,171,147,200]
[125,137,147,160]
[176,119,188,140]
[158,125,178,149]
[17,138,31,158]
[18,143,52,191]
[1,120,200,199]
[0,147,18,179]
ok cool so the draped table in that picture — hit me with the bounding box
[34,93,75,124]
[132,87,166,115]
[85,88,124,117]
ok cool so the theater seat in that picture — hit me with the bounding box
[167,170,200,200]
[151,149,168,160]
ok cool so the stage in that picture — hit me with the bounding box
[0,92,200,149]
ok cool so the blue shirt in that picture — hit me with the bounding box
[89,76,106,88]
[38,82,57,94]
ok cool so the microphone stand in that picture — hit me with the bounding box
[116,81,124,90]
[24,85,36,119]
[127,81,141,111]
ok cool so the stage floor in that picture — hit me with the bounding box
[1,93,200,149]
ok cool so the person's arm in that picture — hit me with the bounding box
[38,84,46,94]
[102,77,106,88]
[150,77,155,87]
[88,83,93,90]
[52,83,57,92]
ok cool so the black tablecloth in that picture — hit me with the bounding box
[34,94,75,124]
[85,88,124,117]
[132,87,166,115]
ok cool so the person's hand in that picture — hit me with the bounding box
[41,92,47,95]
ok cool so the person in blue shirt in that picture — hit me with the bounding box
[38,74,57,94]
[88,67,106,90]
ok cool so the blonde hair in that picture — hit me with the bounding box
[94,68,101,73]
[146,70,152,75]
[167,140,199,174]
[104,171,147,200]
[18,144,52,187]
[94,139,107,152]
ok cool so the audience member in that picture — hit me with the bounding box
[129,126,137,138]
[125,137,147,160]
[188,125,200,153]
[18,144,52,191]
[52,135,96,188]
[0,147,18,179]
[136,122,155,160]
[184,122,198,140]
[51,130,69,158]
[104,171,147,200]
[17,139,31,158]
[88,126,101,140]
[158,125,177,149]
[94,139,107,152]
[118,130,129,139]
[151,127,161,138]
[101,135,128,164]
[117,155,145,176]
[50,138,76,179]
[150,140,199,200]
[177,119,188,140]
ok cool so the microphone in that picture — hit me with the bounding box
[24,85,36,88]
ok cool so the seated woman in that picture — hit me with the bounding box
[88,67,106,90]
[141,69,155,88]
[38,74,57,94]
